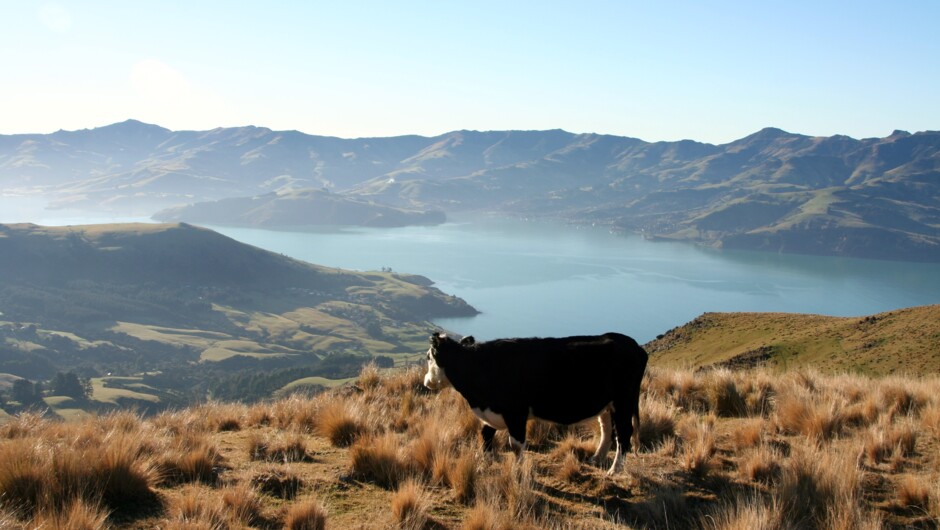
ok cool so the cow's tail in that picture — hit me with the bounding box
[631,414,640,455]
[630,339,649,455]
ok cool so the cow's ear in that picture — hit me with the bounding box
[430,334,441,347]
[460,336,475,346]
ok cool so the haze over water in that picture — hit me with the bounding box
[3,197,938,344]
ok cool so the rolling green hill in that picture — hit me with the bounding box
[0,222,476,411]
[645,304,940,375]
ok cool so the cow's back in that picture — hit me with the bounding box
[472,332,645,425]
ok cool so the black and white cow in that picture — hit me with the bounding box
[423,332,648,474]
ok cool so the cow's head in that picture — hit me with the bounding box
[423,332,474,390]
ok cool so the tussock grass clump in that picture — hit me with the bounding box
[920,401,940,437]
[493,459,541,520]
[357,361,383,392]
[775,443,867,528]
[862,420,918,468]
[895,475,931,510]
[702,369,749,417]
[384,365,428,396]
[459,503,503,530]
[663,369,708,412]
[251,467,303,500]
[248,432,311,463]
[678,415,716,477]
[349,433,406,489]
[524,419,568,451]
[391,479,431,530]
[215,416,242,432]
[0,412,47,439]
[555,452,582,483]
[316,400,366,447]
[841,395,881,428]
[879,380,927,419]
[700,495,774,530]
[549,433,595,463]
[0,438,47,514]
[30,499,111,530]
[638,398,677,450]
[774,388,846,443]
[427,388,481,446]
[284,499,328,530]
[0,432,158,519]
[447,447,480,504]
[246,403,274,427]
[158,436,225,485]
[220,482,264,527]
[271,395,318,432]
[168,485,227,529]
[731,418,765,449]
[407,426,445,481]
[95,410,144,435]
[737,370,776,416]
[738,444,782,484]
[151,407,219,437]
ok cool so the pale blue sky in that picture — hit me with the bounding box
[2,1,938,143]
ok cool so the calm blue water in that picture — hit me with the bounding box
[3,197,939,344]
[208,216,940,343]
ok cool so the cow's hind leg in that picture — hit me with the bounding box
[481,425,497,454]
[590,407,613,465]
[607,400,636,475]
[504,412,528,460]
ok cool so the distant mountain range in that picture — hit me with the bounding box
[1,120,938,260]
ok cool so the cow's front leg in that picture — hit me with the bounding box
[481,425,497,453]
[590,409,614,465]
[504,412,528,458]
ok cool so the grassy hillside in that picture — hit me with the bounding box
[646,305,940,375]
[153,188,447,229]
[1,364,938,529]
[0,222,476,410]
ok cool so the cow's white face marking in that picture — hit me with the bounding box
[423,346,451,390]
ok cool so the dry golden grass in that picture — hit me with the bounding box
[247,431,310,463]
[315,400,366,448]
[555,451,582,483]
[357,362,383,392]
[738,443,782,484]
[167,485,228,529]
[283,499,327,530]
[2,364,940,529]
[391,479,431,529]
[30,499,111,530]
[219,482,264,527]
[895,474,931,510]
[349,432,406,489]
[678,415,716,477]
[447,447,480,505]
[250,466,303,500]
